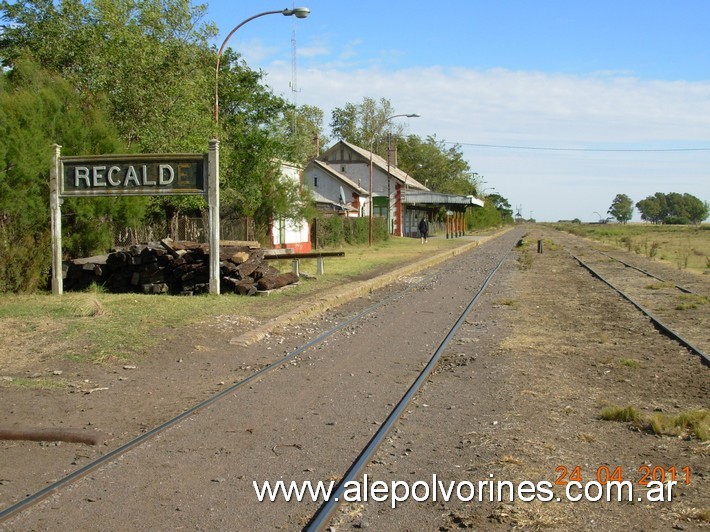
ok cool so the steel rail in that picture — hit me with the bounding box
[304,247,511,531]
[598,251,701,296]
[0,262,443,523]
[574,256,709,366]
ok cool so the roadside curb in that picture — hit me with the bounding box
[229,229,511,347]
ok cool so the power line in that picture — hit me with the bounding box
[444,141,710,153]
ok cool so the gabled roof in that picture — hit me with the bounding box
[324,140,430,191]
[310,189,358,212]
[307,159,369,196]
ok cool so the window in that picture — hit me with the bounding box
[313,176,318,187]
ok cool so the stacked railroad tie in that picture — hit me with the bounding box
[61,239,299,296]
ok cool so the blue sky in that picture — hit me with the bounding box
[207,1,710,221]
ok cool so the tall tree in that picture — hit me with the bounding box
[637,192,708,224]
[486,193,514,224]
[2,0,320,243]
[608,194,634,224]
[278,104,329,163]
[216,50,313,235]
[330,97,404,153]
[397,135,478,195]
[1,0,217,152]
[0,59,143,292]
[636,195,663,224]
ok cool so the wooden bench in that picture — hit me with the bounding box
[263,251,345,275]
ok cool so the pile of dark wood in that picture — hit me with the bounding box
[62,239,299,295]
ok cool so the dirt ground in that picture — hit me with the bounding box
[0,225,708,530]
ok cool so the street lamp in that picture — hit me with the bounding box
[208,7,309,294]
[369,113,420,245]
[213,7,310,137]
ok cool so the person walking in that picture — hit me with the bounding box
[418,216,429,244]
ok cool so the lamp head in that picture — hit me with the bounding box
[407,113,421,118]
[283,7,310,18]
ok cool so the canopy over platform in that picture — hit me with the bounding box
[402,190,484,210]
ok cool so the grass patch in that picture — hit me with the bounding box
[1,235,484,365]
[601,405,709,441]
[10,377,68,390]
[644,281,675,290]
[675,294,708,311]
[517,250,534,270]
[673,507,710,523]
[619,358,639,369]
[600,405,640,422]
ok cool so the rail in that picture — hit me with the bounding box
[574,255,709,366]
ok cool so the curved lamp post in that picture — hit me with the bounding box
[208,7,309,294]
[369,113,420,245]
[214,7,310,137]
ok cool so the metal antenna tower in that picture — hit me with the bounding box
[289,20,300,133]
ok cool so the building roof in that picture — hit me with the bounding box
[330,140,430,191]
[308,159,369,196]
[402,190,485,208]
[310,189,358,213]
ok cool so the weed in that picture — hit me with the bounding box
[619,236,633,251]
[601,405,709,441]
[676,238,692,270]
[644,281,675,290]
[497,298,517,307]
[675,294,708,311]
[551,223,710,273]
[577,432,596,443]
[11,377,67,390]
[600,405,640,422]
[598,332,610,344]
[672,507,710,524]
[72,296,108,318]
[619,358,639,369]
[517,250,534,270]
[643,410,709,441]
[542,238,559,251]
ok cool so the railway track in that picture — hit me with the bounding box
[550,229,709,365]
[3,226,707,530]
[1,229,523,528]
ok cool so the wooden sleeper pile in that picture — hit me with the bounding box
[61,239,299,295]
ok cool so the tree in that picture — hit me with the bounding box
[330,97,404,152]
[216,50,314,237]
[0,59,144,292]
[683,194,710,224]
[1,0,217,152]
[636,195,663,224]
[2,0,320,246]
[486,193,514,224]
[397,135,478,195]
[636,192,709,224]
[608,194,634,224]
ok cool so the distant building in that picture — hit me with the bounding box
[304,140,483,238]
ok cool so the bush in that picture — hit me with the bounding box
[312,215,388,248]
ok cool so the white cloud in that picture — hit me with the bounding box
[262,62,710,221]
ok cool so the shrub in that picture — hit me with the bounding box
[312,215,388,248]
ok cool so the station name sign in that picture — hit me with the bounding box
[60,153,207,197]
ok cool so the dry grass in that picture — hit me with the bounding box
[601,405,709,441]
[552,223,710,273]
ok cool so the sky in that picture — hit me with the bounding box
[205,0,710,222]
